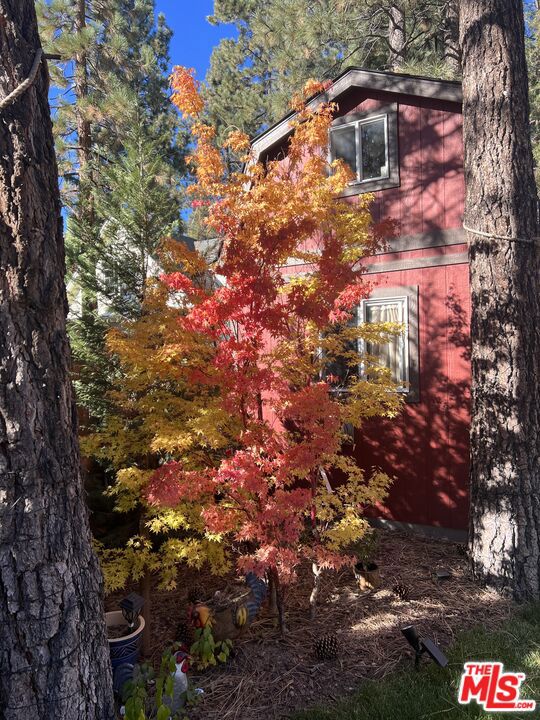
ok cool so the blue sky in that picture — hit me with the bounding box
[155,0,236,79]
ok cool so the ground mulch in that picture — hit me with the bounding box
[105,530,515,720]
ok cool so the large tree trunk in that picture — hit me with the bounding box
[460,0,540,598]
[0,2,115,718]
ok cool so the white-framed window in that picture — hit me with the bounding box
[330,114,389,183]
[359,295,409,390]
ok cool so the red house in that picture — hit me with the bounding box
[250,68,469,540]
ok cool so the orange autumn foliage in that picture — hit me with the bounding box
[148,68,403,606]
[92,67,403,612]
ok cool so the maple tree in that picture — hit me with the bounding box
[84,239,237,595]
[138,68,403,631]
[86,68,402,633]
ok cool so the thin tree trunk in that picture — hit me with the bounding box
[388,4,406,70]
[138,512,152,657]
[139,571,152,657]
[460,0,540,598]
[75,0,91,171]
[74,0,98,318]
[266,570,278,617]
[270,568,287,635]
[443,0,460,76]
[309,563,322,619]
[0,2,114,718]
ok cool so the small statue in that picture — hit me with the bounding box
[163,650,189,714]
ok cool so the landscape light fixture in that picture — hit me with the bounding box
[433,568,452,582]
[401,625,448,669]
[120,592,145,629]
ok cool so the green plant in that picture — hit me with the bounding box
[189,625,233,671]
[121,647,200,720]
[346,529,379,566]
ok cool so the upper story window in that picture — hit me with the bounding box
[329,104,400,196]
[331,115,389,183]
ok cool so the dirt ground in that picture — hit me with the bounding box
[105,530,515,720]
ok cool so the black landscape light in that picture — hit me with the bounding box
[433,569,452,582]
[120,592,145,629]
[401,625,448,669]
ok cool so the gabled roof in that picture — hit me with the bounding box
[251,66,462,159]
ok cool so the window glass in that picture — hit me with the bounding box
[361,118,388,180]
[330,114,390,184]
[330,125,357,175]
[364,298,407,385]
[322,308,358,389]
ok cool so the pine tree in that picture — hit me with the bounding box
[36,0,183,199]
[526,2,540,187]
[205,0,460,139]
[460,0,540,597]
[37,0,187,425]
[68,106,183,426]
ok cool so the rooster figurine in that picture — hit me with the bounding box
[163,650,189,714]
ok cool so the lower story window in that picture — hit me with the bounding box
[322,286,419,402]
[361,296,409,389]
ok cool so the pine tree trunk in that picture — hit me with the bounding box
[460,0,540,598]
[388,4,406,70]
[0,2,115,718]
[443,0,460,76]
[74,0,98,318]
[75,0,91,170]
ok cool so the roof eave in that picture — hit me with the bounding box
[251,67,462,159]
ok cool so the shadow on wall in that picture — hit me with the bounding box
[355,280,471,532]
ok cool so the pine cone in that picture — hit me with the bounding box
[315,634,339,661]
[187,584,205,605]
[392,582,410,601]
[176,621,193,649]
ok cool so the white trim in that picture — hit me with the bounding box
[365,251,468,274]
[369,517,467,542]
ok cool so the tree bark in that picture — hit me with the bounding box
[443,0,460,76]
[0,2,115,718]
[388,4,406,70]
[460,0,540,598]
[269,568,287,635]
[74,0,91,171]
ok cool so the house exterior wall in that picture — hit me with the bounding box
[357,256,470,531]
[271,86,470,532]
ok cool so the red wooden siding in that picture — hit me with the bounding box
[337,91,465,237]
[357,260,470,531]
